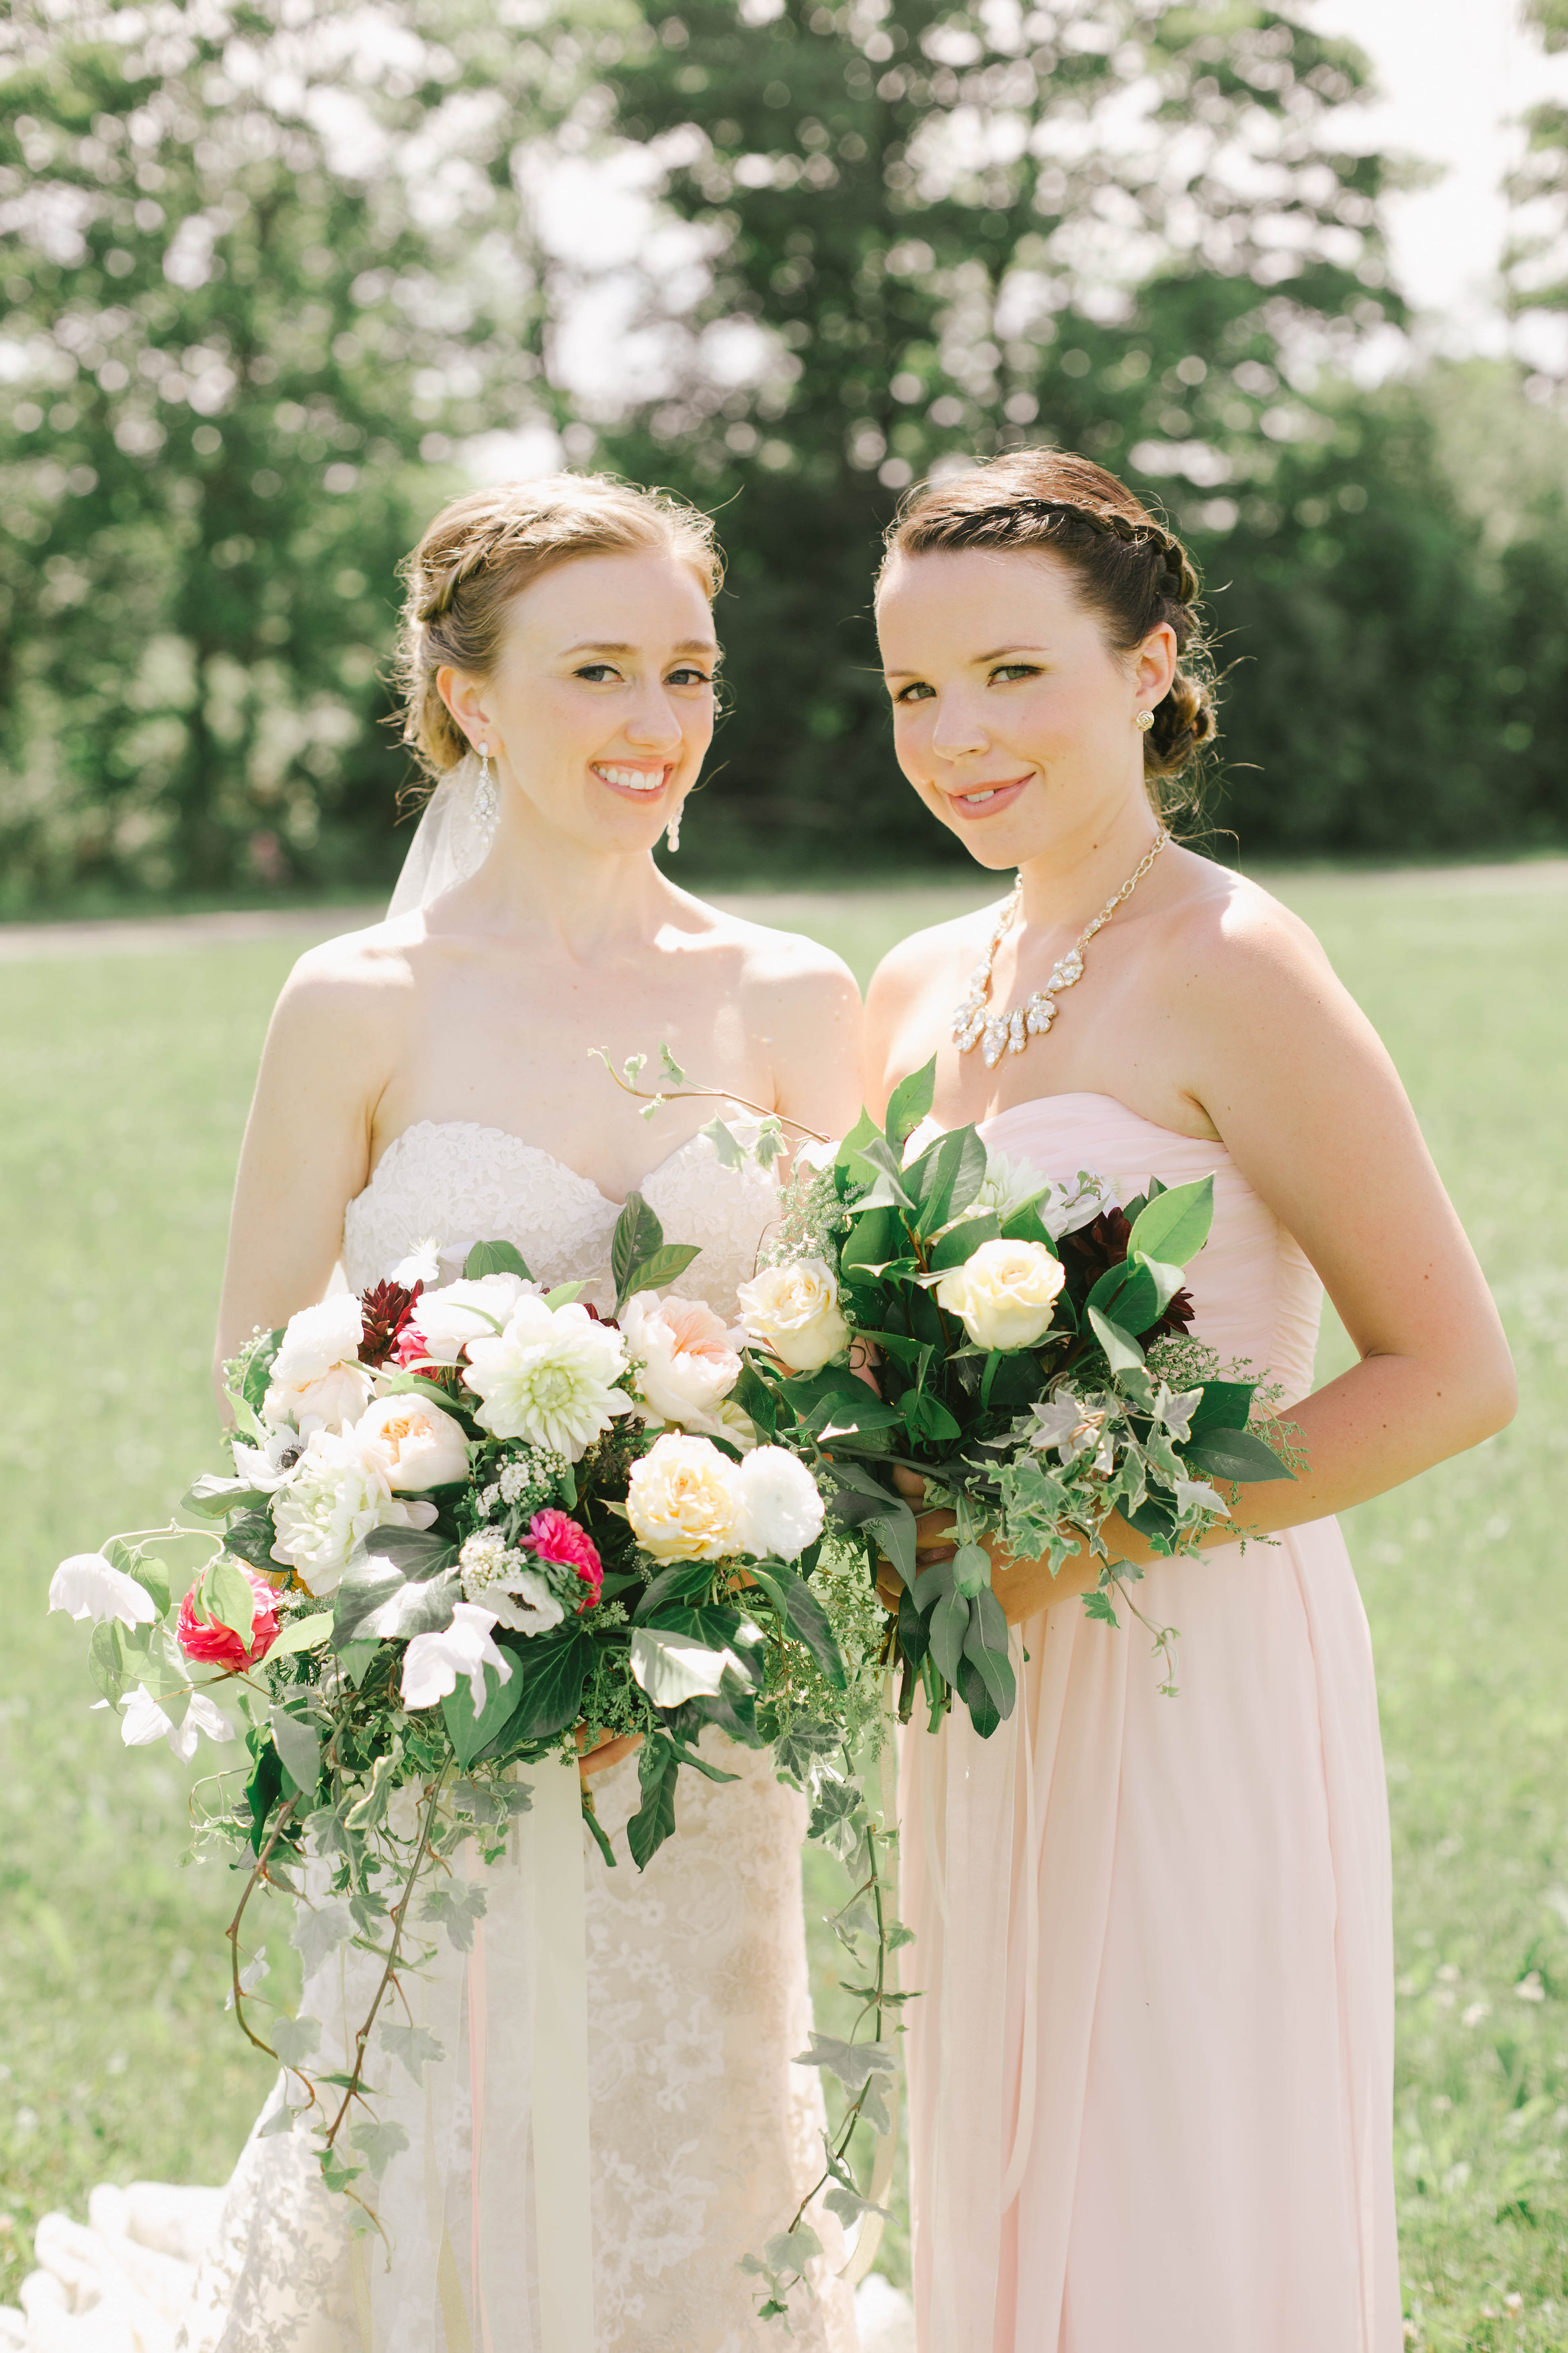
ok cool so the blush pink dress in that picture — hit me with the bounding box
[898,1095,1401,2353]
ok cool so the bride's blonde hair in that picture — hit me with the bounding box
[395,473,724,780]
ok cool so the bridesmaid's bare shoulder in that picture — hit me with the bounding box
[1153,850,1342,998]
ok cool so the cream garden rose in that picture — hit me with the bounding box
[735,1258,850,1372]
[355,1394,470,1491]
[934,1236,1067,1352]
[619,1289,742,1429]
[626,1433,744,1563]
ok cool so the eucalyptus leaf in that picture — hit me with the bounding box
[928,1586,971,1684]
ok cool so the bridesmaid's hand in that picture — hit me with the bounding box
[577,1725,641,1782]
[882,1466,1106,1625]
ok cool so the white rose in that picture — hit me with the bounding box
[269,1429,438,1596]
[405,1272,537,1366]
[620,1290,742,1429]
[354,1394,470,1491]
[733,1445,825,1564]
[934,1236,1066,1351]
[735,1259,850,1373]
[626,1433,743,1564]
[462,1296,630,1460]
[263,1296,372,1435]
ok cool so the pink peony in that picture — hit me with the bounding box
[177,1567,282,1672]
[521,1507,604,1609]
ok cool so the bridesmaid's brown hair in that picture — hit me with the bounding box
[880,450,1217,824]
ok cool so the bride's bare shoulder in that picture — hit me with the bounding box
[672,887,861,1021]
[263,911,429,1053]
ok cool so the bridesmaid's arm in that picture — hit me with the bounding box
[893,891,1516,1623]
[213,937,399,1396]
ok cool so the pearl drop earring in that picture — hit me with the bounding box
[665,806,682,854]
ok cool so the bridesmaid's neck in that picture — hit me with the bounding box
[1014,792,1163,939]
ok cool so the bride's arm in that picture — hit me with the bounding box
[213,935,401,1394]
[741,934,864,1142]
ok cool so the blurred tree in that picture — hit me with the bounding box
[589,0,1411,869]
[1504,0,1568,351]
[0,0,606,907]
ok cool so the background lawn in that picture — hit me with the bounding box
[1,863,1565,2348]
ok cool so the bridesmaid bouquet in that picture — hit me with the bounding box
[732,1056,1297,1728]
[45,1192,886,2206]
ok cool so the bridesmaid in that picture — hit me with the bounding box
[860,450,1515,2352]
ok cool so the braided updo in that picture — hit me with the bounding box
[395,474,723,781]
[880,450,1216,822]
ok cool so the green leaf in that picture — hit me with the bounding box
[1186,1381,1255,1436]
[182,1472,270,1519]
[627,1734,680,1870]
[698,1115,745,1169]
[270,1706,323,1798]
[733,1359,779,1439]
[906,1125,987,1232]
[951,1541,991,1599]
[961,1587,1016,1718]
[611,1192,664,1310]
[1183,1427,1295,1484]
[88,1620,125,1704]
[999,1200,1058,1248]
[957,1652,1003,1739]
[332,1527,460,1645]
[337,1640,380,1689]
[441,1659,520,1768]
[835,1107,884,1189]
[839,1203,902,1275]
[928,1587,971,1684]
[221,1509,282,1572]
[1126,1175,1214,1270]
[883,1055,937,1157]
[782,1577,848,1689]
[483,1627,593,1749]
[632,1559,716,1619]
[204,1554,259,1640]
[266,1611,333,1662]
[464,1239,533,1281]
[380,2022,446,2084]
[1087,1305,1145,1375]
[929,1211,1001,1269]
[1087,1258,1159,1337]
[902,1390,961,1444]
[112,1546,171,1617]
[619,1242,701,1303]
[854,1133,917,1209]
[1081,1588,1121,1626]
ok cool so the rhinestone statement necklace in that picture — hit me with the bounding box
[952,829,1170,1068]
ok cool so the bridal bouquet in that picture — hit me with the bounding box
[46,1193,886,2209]
[730,1056,1296,1725]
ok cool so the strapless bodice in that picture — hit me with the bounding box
[974,1092,1323,1406]
[341,1119,778,1320]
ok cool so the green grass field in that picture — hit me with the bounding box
[1,865,1565,2347]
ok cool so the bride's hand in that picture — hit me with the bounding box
[879,1466,1104,1625]
[577,1725,641,1782]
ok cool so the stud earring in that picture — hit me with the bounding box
[1134,710,1155,733]
[665,805,682,854]
[474,743,499,842]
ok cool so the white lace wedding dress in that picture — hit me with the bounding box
[5,1121,859,2353]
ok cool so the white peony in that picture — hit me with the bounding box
[934,1236,1066,1353]
[49,1552,157,1628]
[620,1289,742,1430]
[269,1429,438,1596]
[403,1271,537,1366]
[735,1259,850,1373]
[626,1432,743,1564]
[462,1296,630,1460]
[400,1602,513,1712]
[733,1445,825,1563]
[354,1394,470,1492]
[263,1295,372,1435]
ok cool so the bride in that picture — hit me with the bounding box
[9,473,862,2353]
